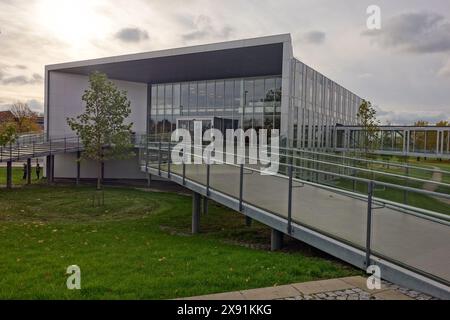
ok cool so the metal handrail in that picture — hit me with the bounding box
[287,147,450,175]
[142,141,450,204]
[141,140,450,189]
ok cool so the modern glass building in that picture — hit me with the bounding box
[148,61,360,150]
[44,34,362,179]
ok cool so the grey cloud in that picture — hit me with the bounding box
[115,27,149,43]
[15,64,27,70]
[181,15,233,42]
[375,106,449,125]
[302,30,326,44]
[1,73,43,85]
[27,99,44,113]
[362,11,450,53]
[182,30,208,41]
[438,59,450,77]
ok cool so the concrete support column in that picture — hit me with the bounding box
[192,192,201,234]
[245,216,252,227]
[76,151,81,185]
[271,229,283,251]
[51,155,55,182]
[46,155,52,184]
[26,158,31,185]
[6,161,12,189]
[203,196,208,215]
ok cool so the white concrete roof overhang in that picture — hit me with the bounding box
[46,34,290,84]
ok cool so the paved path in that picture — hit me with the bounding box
[423,167,442,192]
[422,166,450,205]
[181,276,437,300]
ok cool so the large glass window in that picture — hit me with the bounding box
[150,76,282,134]
[207,81,215,112]
[215,80,224,111]
[189,82,197,113]
[164,84,173,132]
[254,79,264,113]
[198,82,206,113]
[173,83,180,116]
[180,83,189,116]
[224,80,234,109]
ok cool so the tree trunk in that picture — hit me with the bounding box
[97,159,102,190]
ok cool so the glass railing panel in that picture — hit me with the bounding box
[241,163,289,219]
[209,164,240,199]
[291,177,368,248]
[371,204,450,283]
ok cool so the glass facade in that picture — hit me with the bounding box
[290,59,361,149]
[149,76,282,136]
[148,59,360,150]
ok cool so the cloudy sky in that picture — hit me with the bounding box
[0,0,449,124]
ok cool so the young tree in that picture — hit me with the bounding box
[357,100,380,158]
[10,102,40,133]
[67,72,134,190]
[0,122,17,146]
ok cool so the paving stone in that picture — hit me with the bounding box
[240,284,300,300]
[291,278,354,295]
[344,289,355,294]
[373,289,413,300]
[340,276,388,293]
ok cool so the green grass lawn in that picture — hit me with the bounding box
[0,166,43,186]
[0,185,358,299]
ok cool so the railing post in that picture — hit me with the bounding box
[168,141,171,178]
[287,163,293,234]
[158,140,162,176]
[403,165,409,204]
[239,164,244,211]
[365,180,374,267]
[182,161,186,186]
[145,135,149,174]
[64,137,67,152]
[32,141,35,158]
[206,163,210,196]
